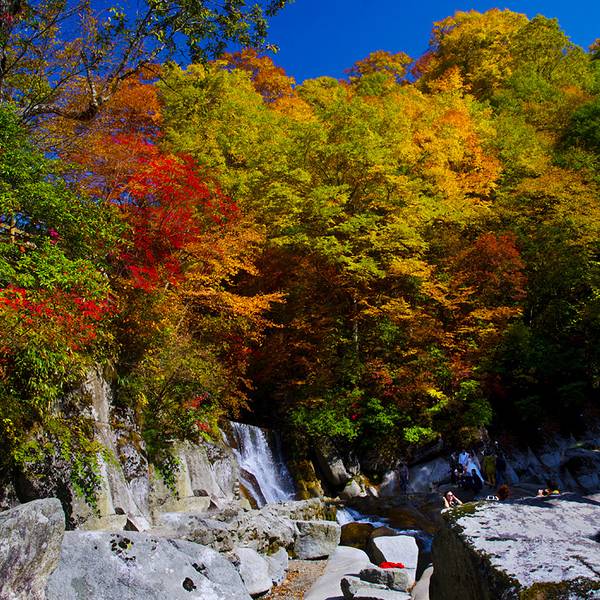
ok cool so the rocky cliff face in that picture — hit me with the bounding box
[430,493,600,599]
[13,367,242,530]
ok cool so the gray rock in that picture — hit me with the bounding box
[408,459,451,494]
[156,512,237,552]
[293,519,341,559]
[359,566,411,592]
[265,547,289,585]
[0,498,65,600]
[538,449,562,470]
[235,547,272,596]
[314,440,351,488]
[576,472,600,490]
[151,440,239,514]
[70,368,152,532]
[368,536,419,583]
[235,506,298,552]
[430,493,600,599]
[46,531,251,600]
[340,478,366,500]
[156,500,327,554]
[410,566,432,600]
[0,481,19,512]
[353,590,411,599]
[341,576,412,600]
[341,575,389,598]
[563,447,600,492]
[305,546,376,600]
[265,498,328,521]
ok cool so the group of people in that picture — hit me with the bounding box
[537,482,561,496]
[443,444,512,508]
[449,446,508,492]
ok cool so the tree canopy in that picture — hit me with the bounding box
[1,7,599,495]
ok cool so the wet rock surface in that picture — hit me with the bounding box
[341,521,375,550]
[346,495,443,535]
[430,493,600,599]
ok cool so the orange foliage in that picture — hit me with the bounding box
[347,50,412,81]
[413,102,501,200]
[52,72,162,200]
[221,49,295,102]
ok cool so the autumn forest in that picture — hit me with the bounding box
[1,1,599,492]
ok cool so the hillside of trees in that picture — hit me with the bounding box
[1,3,599,493]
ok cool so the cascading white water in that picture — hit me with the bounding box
[229,421,296,506]
[336,505,433,553]
[335,506,389,528]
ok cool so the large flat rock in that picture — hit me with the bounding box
[46,531,251,600]
[305,546,376,600]
[430,493,600,599]
[368,536,419,583]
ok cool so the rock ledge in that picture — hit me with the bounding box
[430,493,600,600]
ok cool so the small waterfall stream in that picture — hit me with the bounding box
[229,422,296,506]
[336,505,433,555]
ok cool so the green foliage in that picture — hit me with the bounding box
[290,392,361,442]
[12,415,108,508]
[363,397,401,435]
[0,106,117,496]
[564,97,600,154]
[457,380,493,428]
[403,426,437,445]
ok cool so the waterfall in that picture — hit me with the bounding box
[229,422,296,506]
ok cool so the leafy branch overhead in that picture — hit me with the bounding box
[0,0,290,126]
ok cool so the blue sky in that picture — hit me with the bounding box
[265,1,600,83]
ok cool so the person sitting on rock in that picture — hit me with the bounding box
[462,467,475,491]
[451,464,463,486]
[537,481,560,496]
[443,490,463,509]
